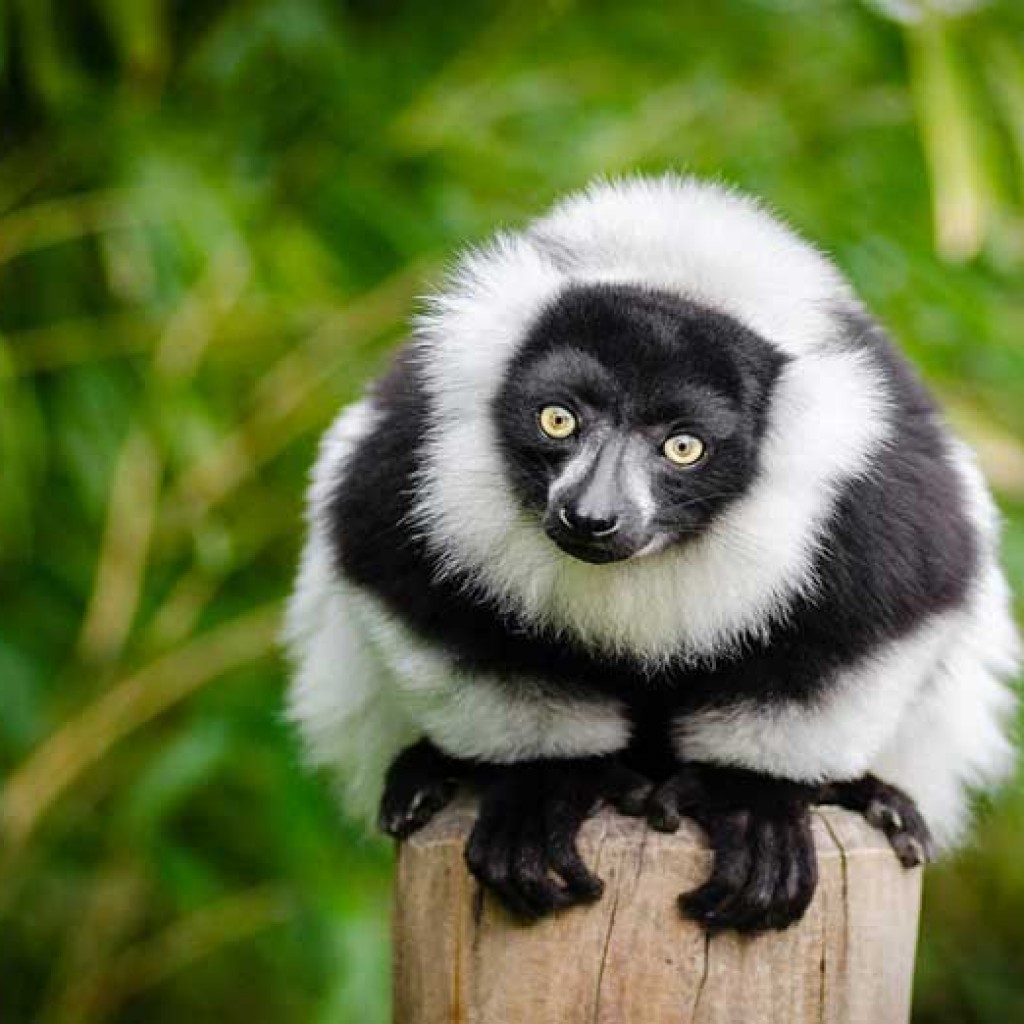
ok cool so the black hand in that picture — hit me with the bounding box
[820,773,935,867]
[646,763,819,935]
[378,739,461,839]
[464,756,624,920]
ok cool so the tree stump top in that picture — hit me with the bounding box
[393,800,923,1024]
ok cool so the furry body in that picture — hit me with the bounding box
[286,177,1018,930]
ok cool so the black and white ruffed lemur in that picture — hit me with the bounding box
[284,176,1019,934]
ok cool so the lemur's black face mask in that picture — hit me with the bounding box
[491,283,787,564]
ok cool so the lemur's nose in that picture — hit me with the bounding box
[558,505,621,540]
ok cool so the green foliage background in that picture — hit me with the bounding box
[0,1,1022,1021]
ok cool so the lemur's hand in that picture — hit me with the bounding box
[464,756,649,920]
[642,764,819,935]
[378,739,461,839]
[820,773,935,867]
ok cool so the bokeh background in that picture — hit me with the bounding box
[1,1,1022,1021]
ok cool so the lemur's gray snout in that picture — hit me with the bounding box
[543,433,649,563]
[544,499,642,564]
[558,504,620,539]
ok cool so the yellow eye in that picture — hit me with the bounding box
[538,405,578,439]
[663,433,706,467]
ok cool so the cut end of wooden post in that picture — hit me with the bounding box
[393,801,922,1024]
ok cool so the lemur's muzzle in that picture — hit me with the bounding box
[543,435,653,564]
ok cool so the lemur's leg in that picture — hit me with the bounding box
[819,773,935,867]
[378,739,463,839]
[640,764,819,935]
[464,756,651,920]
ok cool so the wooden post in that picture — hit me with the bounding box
[393,801,923,1024]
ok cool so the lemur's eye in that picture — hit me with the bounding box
[538,405,578,439]
[663,433,706,467]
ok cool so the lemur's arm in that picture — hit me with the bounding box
[369,644,649,918]
[646,629,942,933]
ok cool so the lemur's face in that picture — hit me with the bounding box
[493,284,786,564]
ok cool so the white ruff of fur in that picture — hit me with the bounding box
[413,175,891,664]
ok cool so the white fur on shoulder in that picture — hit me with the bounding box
[350,591,630,763]
[672,614,955,784]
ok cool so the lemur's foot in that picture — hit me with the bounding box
[645,764,818,935]
[378,739,460,839]
[821,774,935,868]
[464,757,622,920]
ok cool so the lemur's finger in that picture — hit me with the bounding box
[545,824,604,902]
[508,831,571,916]
[647,769,705,833]
[467,817,547,920]
[743,815,816,933]
[833,775,936,868]
[465,805,528,915]
[678,810,753,925]
[721,818,786,933]
[871,798,934,866]
[771,815,817,928]
[737,817,815,933]
[691,817,781,934]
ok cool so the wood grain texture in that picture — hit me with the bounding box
[393,801,922,1024]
